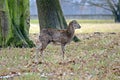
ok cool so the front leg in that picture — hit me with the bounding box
[61,44,65,59]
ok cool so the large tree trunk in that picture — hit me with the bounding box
[36,0,67,30]
[0,0,35,47]
[36,0,80,42]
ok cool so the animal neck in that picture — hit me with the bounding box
[67,24,75,37]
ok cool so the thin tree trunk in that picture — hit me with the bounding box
[36,0,80,42]
[116,0,120,22]
[113,11,120,22]
[114,14,120,22]
[0,0,35,47]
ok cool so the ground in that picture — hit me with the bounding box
[0,20,120,80]
[0,32,120,80]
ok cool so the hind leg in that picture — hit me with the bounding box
[35,41,49,63]
[35,42,42,63]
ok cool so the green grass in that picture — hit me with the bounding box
[30,22,120,34]
[30,19,120,34]
[67,19,114,23]
[0,33,120,80]
[30,19,39,24]
[75,23,120,33]
[30,19,114,24]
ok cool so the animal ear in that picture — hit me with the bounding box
[72,20,76,22]
[72,20,77,24]
[69,20,75,24]
[69,21,72,26]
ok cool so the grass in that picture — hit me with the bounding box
[30,19,114,24]
[30,20,120,34]
[30,19,39,24]
[75,23,120,33]
[0,19,120,79]
[0,33,120,80]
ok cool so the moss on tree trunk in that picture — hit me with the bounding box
[0,0,35,47]
[36,0,80,42]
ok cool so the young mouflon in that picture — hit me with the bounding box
[35,20,81,62]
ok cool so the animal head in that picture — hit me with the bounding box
[69,20,81,29]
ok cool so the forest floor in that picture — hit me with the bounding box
[0,22,120,80]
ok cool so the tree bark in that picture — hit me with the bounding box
[114,12,120,22]
[36,0,67,30]
[36,0,80,42]
[0,0,35,47]
[115,0,120,22]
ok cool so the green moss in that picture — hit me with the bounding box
[0,0,35,48]
[0,14,1,46]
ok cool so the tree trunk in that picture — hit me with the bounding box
[0,0,35,47]
[114,14,120,22]
[36,0,67,30]
[113,9,120,22]
[115,0,120,22]
[36,0,80,42]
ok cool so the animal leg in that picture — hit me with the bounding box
[61,44,65,59]
[35,41,49,63]
[35,43,42,63]
[40,49,44,62]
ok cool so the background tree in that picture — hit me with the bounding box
[86,0,120,22]
[0,0,35,47]
[36,0,80,42]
